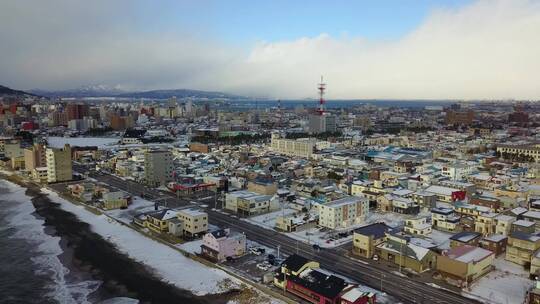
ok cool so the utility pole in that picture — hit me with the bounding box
[399,240,403,273]
[380,271,384,293]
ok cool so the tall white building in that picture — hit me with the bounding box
[317,196,369,229]
[46,144,72,183]
[144,149,173,187]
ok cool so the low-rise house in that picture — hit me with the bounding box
[424,185,466,202]
[404,217,432,236]
[102,191,131,210]
[506,231,540,266]
[523,211,540,230]
[247,179,278,195]
[67,182,96,202]
[431,207,461,232]
[376,233,438,273]
[391,196,420,214]
[495,214,516,236]
[274,254,376,304]
[512,220,536,234]
[275,213,317,232]
[530,249,540,279]
[352,222,391,258]
[474,212,497,236]
[479,234,508,256]
[200,229,246,262]
[177,208,208,238]
[469,195,502,212]
[449,231,482,248]
[454,202,491,218]
[225,190,278,217]
[144,209,178,234]
[436,245,494,287]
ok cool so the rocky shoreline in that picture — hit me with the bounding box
[5,175,239,304]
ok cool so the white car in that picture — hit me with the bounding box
[249,248,262,255]
[256,263,271,271]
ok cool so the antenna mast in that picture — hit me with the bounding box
[317,76,326,116]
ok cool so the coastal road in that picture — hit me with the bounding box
[75,167,481,304]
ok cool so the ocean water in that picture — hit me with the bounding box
[0,181,101,304]
[219,99,454,110]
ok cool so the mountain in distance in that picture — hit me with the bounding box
[30,85,127,98]
[31,85,247,100]
[0,85,39,98]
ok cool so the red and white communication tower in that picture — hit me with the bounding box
[316,76,326,116]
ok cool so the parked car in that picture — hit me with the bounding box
[312,244,321,251]
[249,247,262,255]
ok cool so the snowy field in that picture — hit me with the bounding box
[465,257,533,304]
[42,188,239,296]
[47,137,120,148]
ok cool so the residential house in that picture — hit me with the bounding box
[200,229,246,262]
[376,233,438,273]
[274,254,375,304]
[523,211,540,230]
[512,220,536,234]
[436,245,494,287]
[479,234,508,256]
[431,207,461,232]
[352,222,391,258]
[404,217,432,236]
[474,212,497,236]
[144,209,178,234]
[225,190,277,217]
[506,231,540,266]
[102,191,131,210]
[495,214,516,236]
[449,231,482,248]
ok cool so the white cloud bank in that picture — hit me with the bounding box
[1,0,540,99]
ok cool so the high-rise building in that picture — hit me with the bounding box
[24,143,46,171]
[144,149,173,187]
[66,103,90,121]
[308,113,336,134]
[445,109,474,125]
[46,144,72,183]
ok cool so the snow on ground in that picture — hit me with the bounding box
[47,137,119,148]
[243,208,297,229]
[364,211,413,228]
[177,239,203,254]
[465,257,533,304]
[104,196,157,224]
[285,227,352,248]
[41,188,240,296]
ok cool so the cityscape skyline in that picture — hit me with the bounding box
[1,0,540,100]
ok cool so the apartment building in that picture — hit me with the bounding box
[24,143,46,171]
[317,196,369,230]
[270,133,315,158]
[497,144,540,162]
[46,144,72,183]
[144,149,173,187]
[177,208,208,238]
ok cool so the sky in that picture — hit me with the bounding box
[1,0,540,100]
